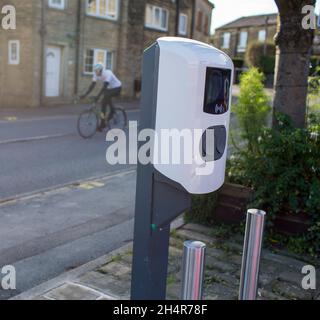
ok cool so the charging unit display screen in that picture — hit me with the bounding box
[203,67,231,115]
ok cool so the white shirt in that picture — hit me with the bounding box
[93,69,122,89]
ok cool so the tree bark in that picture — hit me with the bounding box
[273,0,315,128]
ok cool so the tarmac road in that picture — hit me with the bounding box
[0,104,139,299]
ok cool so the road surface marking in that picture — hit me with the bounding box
[0,168,136,207]
[0,109,139,124]
[78,181,105,190]
[78,183,95,190]
[0,115,76,123]
[89,181,105,188]
[4,117,17,122]
[0,133,74,146]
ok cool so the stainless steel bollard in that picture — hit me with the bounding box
[239,209,266,300]
[181,241,206,300]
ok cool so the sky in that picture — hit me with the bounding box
[210,0,320,33]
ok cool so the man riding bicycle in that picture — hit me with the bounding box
[80,64,122,131]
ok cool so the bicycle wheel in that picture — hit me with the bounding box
[108,108,128,130]
[77,110,99,139]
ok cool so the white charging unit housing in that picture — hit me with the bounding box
[153,37,234,194]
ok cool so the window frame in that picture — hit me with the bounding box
[84,49,94,74]
[178,13,188,36]
[145,4,169,32]
[83,48,115,75]
[86,0,119,21]
[48,0,65,10]
[106,51,114,71]
[237,31,248,52]
[258,29,267,42]
[222,32,231,49]
[8,40,20,65]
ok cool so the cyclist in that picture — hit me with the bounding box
[80,63,122,130]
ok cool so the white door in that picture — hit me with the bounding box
[45,46,61,97]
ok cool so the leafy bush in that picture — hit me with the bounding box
[309,66,320,89]
[232,58,245,69]
[310,56,320,75]
[308,66,320,115]
[228,113,320,257]
[185,193,218,226]
[245,41,276,75]
[260,56,276,75]
[233,68,271,154]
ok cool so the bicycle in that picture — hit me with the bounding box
[76,96,128,139]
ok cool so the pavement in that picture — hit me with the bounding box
[12,223,320,301]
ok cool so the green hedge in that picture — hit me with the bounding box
[184,193,218,226]
[245,41,276,75]
[310,56,320,75]
[232,58,245,69]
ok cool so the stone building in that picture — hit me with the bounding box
[213,14,278,60]
[0,0,214,108]
[213,13,320,62]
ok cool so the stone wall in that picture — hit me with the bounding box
[213,24,277,60]
[0,0,42,108]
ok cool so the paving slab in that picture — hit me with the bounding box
[45,283,102,301]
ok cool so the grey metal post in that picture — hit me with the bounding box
[131,43,191,300]
[181,241,206,300]
[239,209,266,300]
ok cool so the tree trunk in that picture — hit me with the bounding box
[273,0,315,128]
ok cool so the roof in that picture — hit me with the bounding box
[206,0,215,9]
[180,0,214,9]
[216,13,278,30]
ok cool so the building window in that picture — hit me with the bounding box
[84,48,114,74]
[179,13,188,36]
[106,51,114,70]
[84,49,94,73]
[8,40,20,65]
[222,32,231,49]
[258,29,266,42]
[86,0,119,20]
[197,11,203,31]
[145,4,169,31]
[48,0,65,10]
[237,31,248,52]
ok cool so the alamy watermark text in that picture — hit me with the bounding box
[1,5,16,30]
[302,5,320,30]
[1,265,16,291]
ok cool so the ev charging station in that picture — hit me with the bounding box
[131,37,234,300]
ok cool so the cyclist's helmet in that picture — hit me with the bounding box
[93,63,104,72]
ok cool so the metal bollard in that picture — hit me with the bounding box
[239,209,266,300]
[181,241,206,300]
